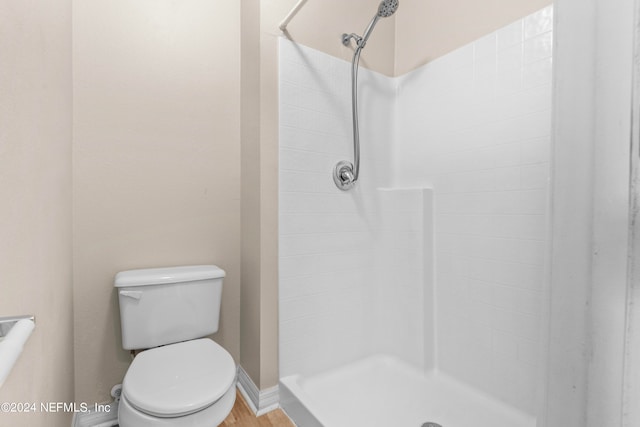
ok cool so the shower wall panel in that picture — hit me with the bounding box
[395,6,553,415]
[278,39,426,379]
[279,5,552,415]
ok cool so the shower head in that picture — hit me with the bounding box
[357,0,399,48]
[377,0,399,18]
[342,0,399,48]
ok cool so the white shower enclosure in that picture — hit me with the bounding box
[278,6,553,427]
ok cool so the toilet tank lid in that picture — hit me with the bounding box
[114,265,225,288]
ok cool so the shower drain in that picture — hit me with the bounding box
[422,423,443,427]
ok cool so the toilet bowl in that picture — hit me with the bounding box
[115,266,236,427]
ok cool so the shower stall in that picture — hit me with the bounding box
[279,4,554,426]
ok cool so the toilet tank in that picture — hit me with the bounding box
[115,265,225,350]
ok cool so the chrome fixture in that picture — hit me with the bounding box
[333,0,399,191]
[333,160,356,190]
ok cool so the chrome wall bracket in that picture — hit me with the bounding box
[342,33,362,47]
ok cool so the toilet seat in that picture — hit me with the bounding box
[122,338,236,418]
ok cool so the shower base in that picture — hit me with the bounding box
[280,355,536,427]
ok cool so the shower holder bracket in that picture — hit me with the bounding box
[342,33,362,46]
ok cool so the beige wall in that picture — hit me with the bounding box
[72,0,241,403]
[395,0,554,75]
[240,0,282,391]
[0,1,74,426]
[240,0,263,387]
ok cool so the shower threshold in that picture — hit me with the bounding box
[280,355,536,427]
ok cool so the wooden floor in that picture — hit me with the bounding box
[220,390,295,426]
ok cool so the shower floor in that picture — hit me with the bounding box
[280,355,536,427]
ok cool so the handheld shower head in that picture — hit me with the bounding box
[342,0,399,48]
[377,0,399,18]
[359,0,399,47]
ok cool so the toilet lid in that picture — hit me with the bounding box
[122,338,236,418]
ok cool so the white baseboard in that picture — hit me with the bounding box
[71,401,118,427]
[236,365,280,416]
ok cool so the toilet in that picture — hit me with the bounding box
[115,265,236,427]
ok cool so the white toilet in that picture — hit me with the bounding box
[115,265,236,427]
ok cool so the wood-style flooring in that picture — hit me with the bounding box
[220,390,295,427]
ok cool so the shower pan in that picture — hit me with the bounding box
[279,3,554,427]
